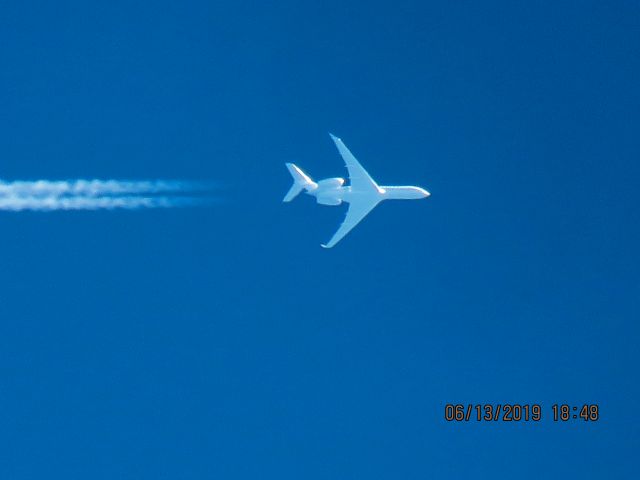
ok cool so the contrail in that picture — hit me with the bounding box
[0,179,213,211]
[0,195,203,211]
[0,180,207,196]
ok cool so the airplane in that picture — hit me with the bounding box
[283,133,430,248]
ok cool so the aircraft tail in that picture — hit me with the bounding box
[283,163,317,202]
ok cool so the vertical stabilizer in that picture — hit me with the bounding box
[283,163,317,202]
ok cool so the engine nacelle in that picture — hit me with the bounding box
[317,195,342,206]
[317,177,345,188]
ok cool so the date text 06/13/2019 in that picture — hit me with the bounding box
[444,404,599,422]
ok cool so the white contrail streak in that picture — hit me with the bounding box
[0,179,213,211]
[0,196,203,211]
[0,179,206,197]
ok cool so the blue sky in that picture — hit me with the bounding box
[0,1,638,478]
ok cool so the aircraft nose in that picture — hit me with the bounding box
[420,188,431,198]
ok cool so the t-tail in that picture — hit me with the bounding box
[283,163,318,202]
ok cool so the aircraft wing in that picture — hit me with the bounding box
[329,134,380,193]
[321,197,381,248]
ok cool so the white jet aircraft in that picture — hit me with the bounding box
[283,133,430,248]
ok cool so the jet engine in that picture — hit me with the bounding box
[317,195,342,206]
[317,177,345,188]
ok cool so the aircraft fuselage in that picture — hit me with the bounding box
[307,182,430,205]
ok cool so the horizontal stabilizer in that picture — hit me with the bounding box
[283,183,304,202]
[283,163,317,202]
